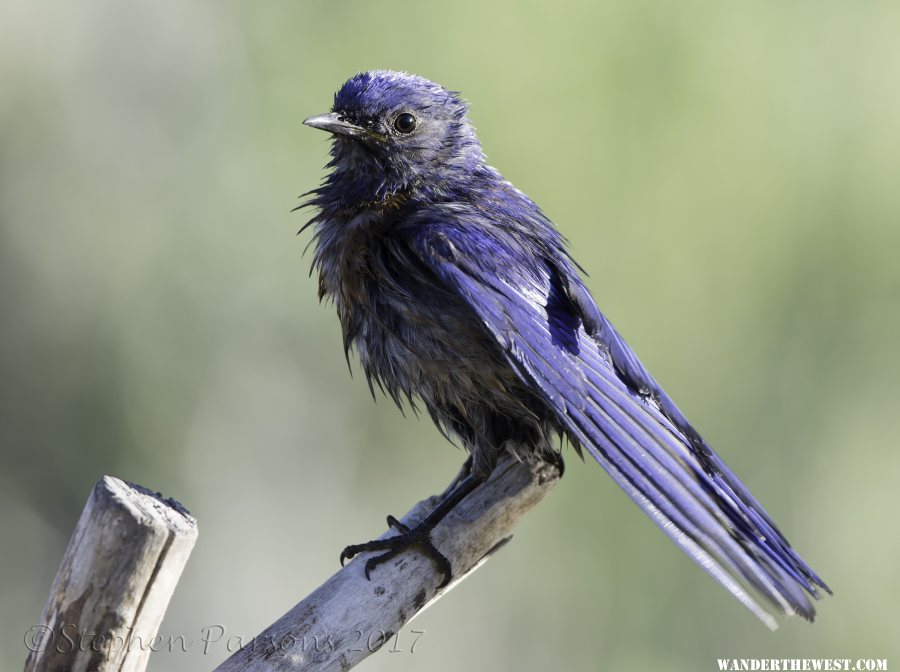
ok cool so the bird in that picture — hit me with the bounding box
[300,70,829,627]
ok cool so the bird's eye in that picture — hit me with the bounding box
[393,113,417,134]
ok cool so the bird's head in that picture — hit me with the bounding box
[304,71,485,201]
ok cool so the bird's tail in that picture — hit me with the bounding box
[564,337,830,627]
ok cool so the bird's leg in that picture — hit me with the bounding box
[440,454,474,498]
[340,471,483,589]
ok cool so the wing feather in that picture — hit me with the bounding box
[411,222,828,625]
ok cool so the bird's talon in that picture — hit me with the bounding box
[386,515,410,534]
[424,540,453,588]
[340,525,455,587]
[364,547,400,580]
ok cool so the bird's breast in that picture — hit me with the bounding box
[314,210,517,412]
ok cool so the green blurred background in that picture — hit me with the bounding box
[2,1,899,670]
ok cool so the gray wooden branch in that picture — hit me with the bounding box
[24,476,198,672]
[214,458,560,672]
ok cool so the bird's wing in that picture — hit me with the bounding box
[409,221,828,627]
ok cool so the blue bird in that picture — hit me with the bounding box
[301,70,829,627]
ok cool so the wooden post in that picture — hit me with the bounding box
[24,476,198,672]
[214,458,560,672]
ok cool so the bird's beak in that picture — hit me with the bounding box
[303,112,367,139]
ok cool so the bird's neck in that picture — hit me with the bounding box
[315,172,413,214]
[315,143,493,213]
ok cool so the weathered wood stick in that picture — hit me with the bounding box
[24,476,198,672]
[213,458,560,672]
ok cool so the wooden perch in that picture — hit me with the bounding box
[214,457,560,672]
[24,476,198,672]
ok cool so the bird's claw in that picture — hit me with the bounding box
[339,513,453,588]
[386,514,410,534]
[339,543,367,566]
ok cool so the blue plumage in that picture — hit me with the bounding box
[302,70,829,626]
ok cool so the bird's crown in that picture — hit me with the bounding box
[332,70,468,122]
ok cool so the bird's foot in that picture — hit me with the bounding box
[340,514,453,588]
